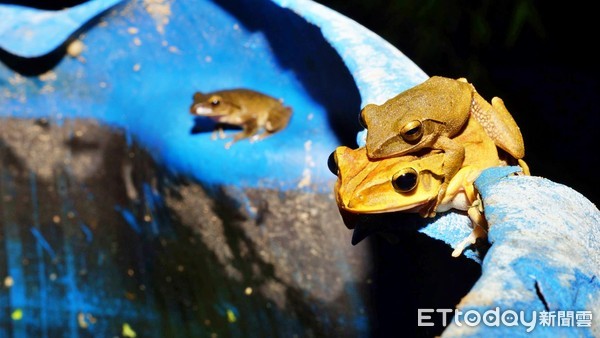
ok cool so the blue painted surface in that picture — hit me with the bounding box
[271,0,429,148]
[0,0,361,193]
[0,0,124,58]
[441,167,600,337]
[0,0,371,337]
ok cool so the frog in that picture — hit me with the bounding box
[330,116,529,256]
[190,88,292,149]
[359,76,527,209]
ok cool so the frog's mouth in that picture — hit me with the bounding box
[340,192,432,214]
[190,104,223,117]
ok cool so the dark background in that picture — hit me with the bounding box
[318,0,599,206]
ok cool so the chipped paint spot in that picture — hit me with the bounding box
[78,312,98,329]
[297,168,311,188]
[11,309,23,321]
[122,323,137,337]
[226,309,237,323]
[143,0,171,34]
[67,39,85,58]
[38,71,57,82]
[4,276,14,288]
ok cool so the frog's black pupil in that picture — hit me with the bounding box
[327,151,339,175]
[211,100,220,106]
[358,113,367,128]
[405,126,420,136]
[393,172,417,192]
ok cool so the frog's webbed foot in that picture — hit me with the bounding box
[249,130,273,143]
[211,125,228,140]
[225,123,259,149]
[451,224,487,257]
[225,132,249,149]
[218,128,227,139]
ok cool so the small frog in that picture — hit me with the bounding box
[190,89,292,148]
[331,117,528,256]
[360,76,527,206]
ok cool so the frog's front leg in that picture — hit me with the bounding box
[225,120,259,149]
[211,123,228,140]
[421,136,465,217]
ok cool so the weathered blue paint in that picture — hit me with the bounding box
[0,2,374,337]
[0,0,361,193]
[0,0,124,58]
[271,0,429,149]
[441,167,600,337]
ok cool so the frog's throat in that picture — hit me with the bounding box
[191,105,228,117]
[342,198,431,214]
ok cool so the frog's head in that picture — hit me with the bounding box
[361,76,474,159]
[190,92,241,118]
[329,146,445,215]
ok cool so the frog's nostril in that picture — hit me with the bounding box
[327,151,339,175]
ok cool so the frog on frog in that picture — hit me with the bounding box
[331,114,528,256]
[359,76,528,214]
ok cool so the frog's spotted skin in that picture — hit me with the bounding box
[471,93,525,160]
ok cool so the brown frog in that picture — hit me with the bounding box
[190,89,292,148]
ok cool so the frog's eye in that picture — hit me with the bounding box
[400,120,423,143]
[392,167,419,193]
[327,151,339,175]
[358,112,367,128]
[208,96,221,106]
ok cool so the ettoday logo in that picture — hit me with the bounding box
[418,308,593,333]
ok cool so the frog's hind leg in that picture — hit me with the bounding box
[225,122,259,149]
[471,93,525,160]
[251,107,293,142]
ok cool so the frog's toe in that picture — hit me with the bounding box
[451,225,487,257]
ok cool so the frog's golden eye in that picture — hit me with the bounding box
[400,120,423,143]
[358,112,367,128]
[209,96,221,106]
[392,167,419,193]
[327,151,339,176]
